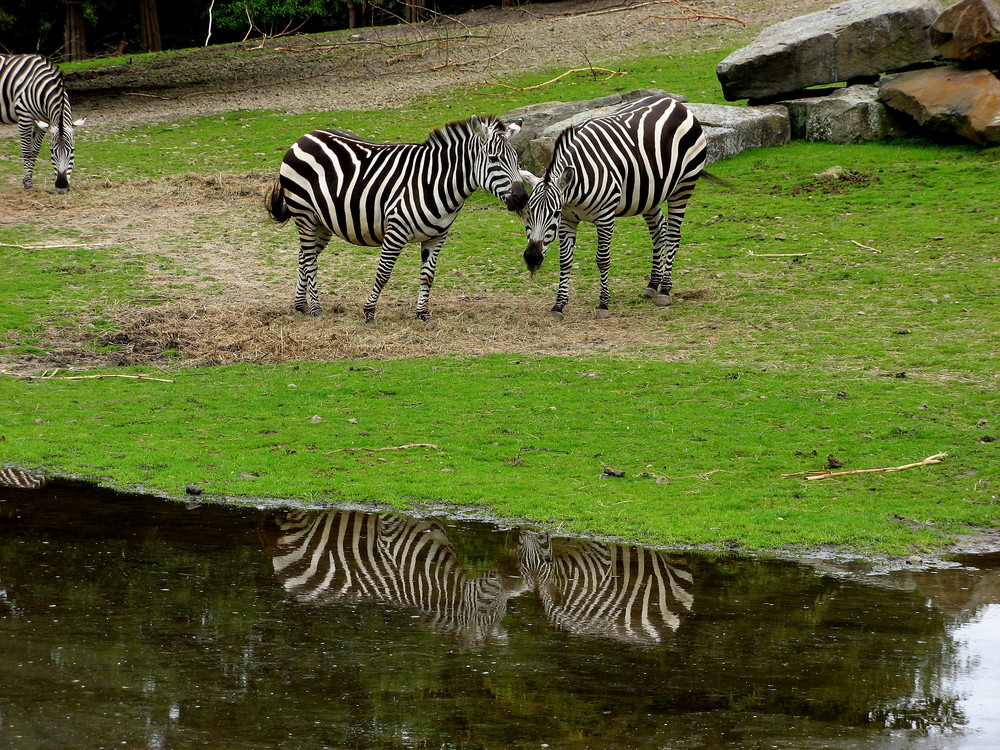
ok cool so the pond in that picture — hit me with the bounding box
[1,472,998,749]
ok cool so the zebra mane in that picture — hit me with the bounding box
[423,115,505,147]
[543,125,579,181]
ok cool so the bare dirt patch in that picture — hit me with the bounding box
[3,0,829,373]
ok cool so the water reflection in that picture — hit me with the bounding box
[261,510,694,648]
[1,480,999,749]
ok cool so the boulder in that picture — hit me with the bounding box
[685,103,791,163]
[878,66,1000,145]
[717,0,945,101]
[930,0,1000,67]
[777,85,911,142]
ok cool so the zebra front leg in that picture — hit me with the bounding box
[550,221,579,320]
[364,230,408,325]
[415,234,448,322]
[642,208,672,307]
[594,215,615,319]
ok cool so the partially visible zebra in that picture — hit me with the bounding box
[520,95,707,319]
[0,54,85,193]
[266,115,528,324]
[262,509,518,648]
[518,530,694,644]
[0,467,49,490]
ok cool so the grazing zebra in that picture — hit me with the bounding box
[266,115,528,324]
[0,54,85,193]
[520,95,707,319]
[262,509,518,648]
[518,530,694,644]
[0,467,49,490]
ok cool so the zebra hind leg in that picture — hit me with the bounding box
[654,190,696,307]
[293,222,331,316]
[642,208,671,306]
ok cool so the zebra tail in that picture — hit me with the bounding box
[265,178,291,224]
[700,170,731,188]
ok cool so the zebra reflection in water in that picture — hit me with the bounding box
[517,530,694,645]
[0,467,48,490]
[262,509,517,648]
[262,510,693,647]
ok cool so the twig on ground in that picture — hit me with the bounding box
[850,240,880,252]
[0,242,111,250]
[781,453,948,480]
[748,250,813,258]
[489,66,625,91]
[325,443,439,454]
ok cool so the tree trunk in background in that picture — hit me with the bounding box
[65,0,87,61]
[346,0,358,29]
[139,0,162,52]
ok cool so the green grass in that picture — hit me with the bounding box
[1,41,997,557]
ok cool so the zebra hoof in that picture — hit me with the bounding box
[654,293,672,307]
[548,309,564,321]
[414,313,435,328]
[594,307,612,320]
[641,286,658,300]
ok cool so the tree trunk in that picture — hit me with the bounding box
[346,0,358,29]
[65,0,87,61]
[139,0,162,52]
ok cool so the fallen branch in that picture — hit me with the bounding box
[583,0,745,24]
[748,250,813,258]
[0,241,111,250]
[325,443,439,454]
[850,239,880,253]
[491,66,625,92]
[781,453,947,480]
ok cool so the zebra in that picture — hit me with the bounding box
[0,54,85,193]
[520,95,708,319]
[0,466,49,490]
[262,509,518,648]
[265,115,528,324]
[517,530,694,644]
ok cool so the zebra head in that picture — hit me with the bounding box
[36,116,85,193]
[469,115,527,212]
[522,171,578,277]
[522,126,578,275]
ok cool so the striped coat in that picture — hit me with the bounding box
[0,54,85,193]
[521,95,707,318]
[267,116,526,323]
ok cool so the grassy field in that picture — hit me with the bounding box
[1,43,997,556]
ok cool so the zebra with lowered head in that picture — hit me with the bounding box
[520,94,707,319]
[0,54,85,193]
[262,509,517,648]
[266,115,528,324]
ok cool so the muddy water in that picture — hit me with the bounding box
[1,478,998,750]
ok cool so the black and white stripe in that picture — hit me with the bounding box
[266,116,527,323]
[0,54,85,193]
[0,467,49,490]
[518,530,694,644]
[264,509,515,647]
[521,95,707,318]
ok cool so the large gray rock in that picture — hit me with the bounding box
[685,103,791,163]
[717,0,945,101]
[930,0,1000,67]
[777,85,911,142]
[878,66,1000,145]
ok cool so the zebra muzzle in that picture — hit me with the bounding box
[524,244,545,276]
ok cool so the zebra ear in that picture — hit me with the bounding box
[504,118,523,138]
[468,115,488,141]
[519,169,541,189]
[35,120,52,132]
[558,166,575,189]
